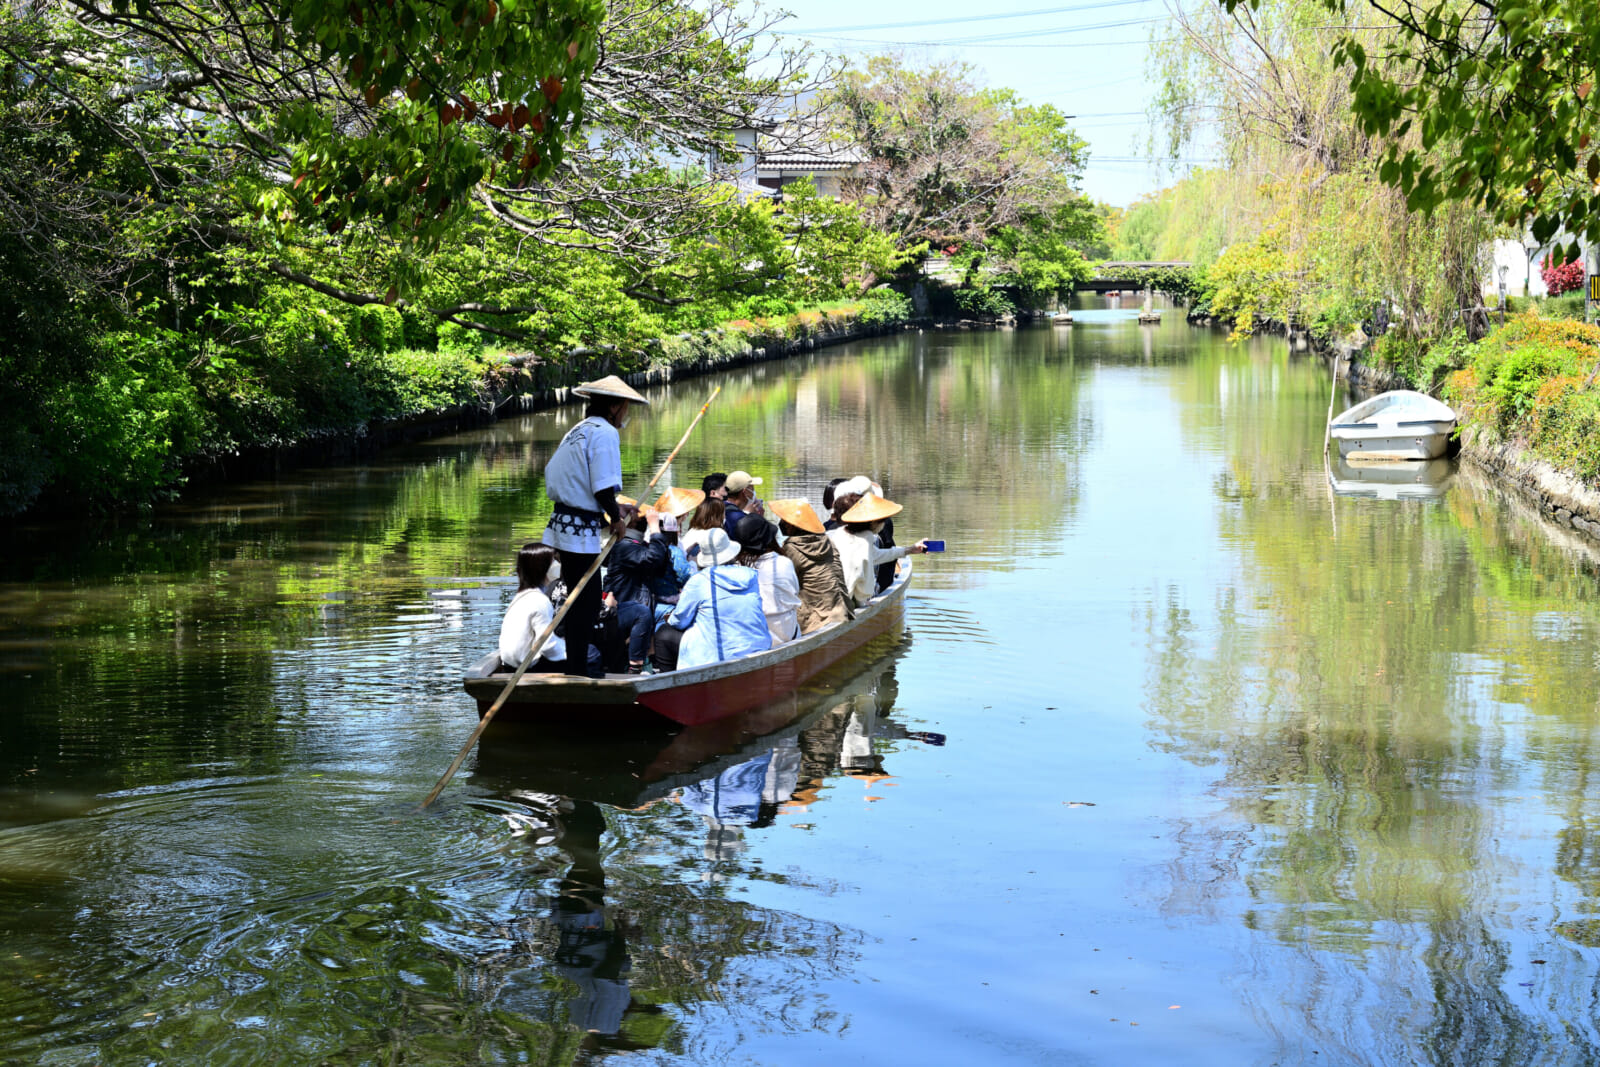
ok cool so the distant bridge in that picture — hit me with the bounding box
[1078,261,1194,293]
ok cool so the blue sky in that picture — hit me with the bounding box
[771,0,1189,207]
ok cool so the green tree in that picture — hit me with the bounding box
[1247,0,1600,261]
[825,56,1088,249]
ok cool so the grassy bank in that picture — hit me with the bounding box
[5,290,910,519]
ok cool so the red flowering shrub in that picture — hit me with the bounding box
[1541,255,1586,295]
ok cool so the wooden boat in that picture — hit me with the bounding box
[463,561,913,727]
[1330,390,1456,462]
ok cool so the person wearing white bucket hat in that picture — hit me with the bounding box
[655,527,771,671]
[541,375,649,676]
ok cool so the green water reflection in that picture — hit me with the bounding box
[4,304,1600,1063]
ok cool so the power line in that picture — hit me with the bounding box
[783,0,1156,34]
[802,16,1165,47]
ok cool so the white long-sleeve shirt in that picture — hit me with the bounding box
[752,552,801,645]
[498,587,567,668]
[826,527,911,607]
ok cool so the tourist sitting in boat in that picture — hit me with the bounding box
[681,497,725,562]
[734,514,800,645]
[498,543,566,672]
[662,527,772,671]
[820,477,848,518]
[602,504,671,675]
[830,475,899,591]
[702,472,728,501]
[720,470,766,535]
[827,492,928,608]
[649,487,702,628]
[772,498,853,634]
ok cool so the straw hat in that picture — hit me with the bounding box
[617,494,637,508]
[841,492,902,523]
[572,375,649,405]
[768,498,825,535]
[696,527,741,567]
[653,486,705,518]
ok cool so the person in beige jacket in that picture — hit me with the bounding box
[772,499,854,634]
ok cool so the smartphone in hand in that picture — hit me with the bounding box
[923,540,945,552]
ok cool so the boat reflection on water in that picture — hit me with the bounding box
[465,635,939,1047]
[1329,454,1456,500]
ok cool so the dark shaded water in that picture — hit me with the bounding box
[6,299,1600,1064]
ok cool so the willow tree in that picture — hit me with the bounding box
[1149,0,1492,339]
[1272,0,1600,265]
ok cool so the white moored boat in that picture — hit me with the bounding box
[1330,390,1457,462]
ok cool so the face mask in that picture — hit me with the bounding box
[546,561,562,585]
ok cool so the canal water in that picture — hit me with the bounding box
[5,299,1600,1064]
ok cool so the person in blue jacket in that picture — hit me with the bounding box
[664,528,772,670]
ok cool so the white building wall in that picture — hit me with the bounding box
[1487,239,1548,298]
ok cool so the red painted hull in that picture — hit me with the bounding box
[636,596,904,725]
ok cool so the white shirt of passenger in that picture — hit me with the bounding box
[826,527,911,607]
[752,552,801,644]
[498,587,567,667]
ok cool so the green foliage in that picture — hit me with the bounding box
[1539,292,1589,322]
[1292,0,1600,264]
[988,202,1098,308]
[1443,314,1600,481]
[41,329,210,506]
[1373,328,1472,390]
[854,289,913,326]
[953,286,1016,319]
[1205,225,1294,336]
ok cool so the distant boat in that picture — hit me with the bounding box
[1330,390,1456,462]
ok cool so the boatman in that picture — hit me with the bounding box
[542,375,649,677]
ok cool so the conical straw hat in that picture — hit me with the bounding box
[768,498,825,535]
[572,374,649,404]
[841,492,902,523]
[653,486,705,518]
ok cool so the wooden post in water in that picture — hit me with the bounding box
[417,385,722,811]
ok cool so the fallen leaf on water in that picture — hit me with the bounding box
[1066,801,1096,807]
[1168,1005,1180,1010]
[1532,959,1547,964]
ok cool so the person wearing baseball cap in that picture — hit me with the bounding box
[721,470,764,535]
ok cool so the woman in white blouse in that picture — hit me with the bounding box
[498,543,567,671]
[825,492,928,608]
[732,514,801,645]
